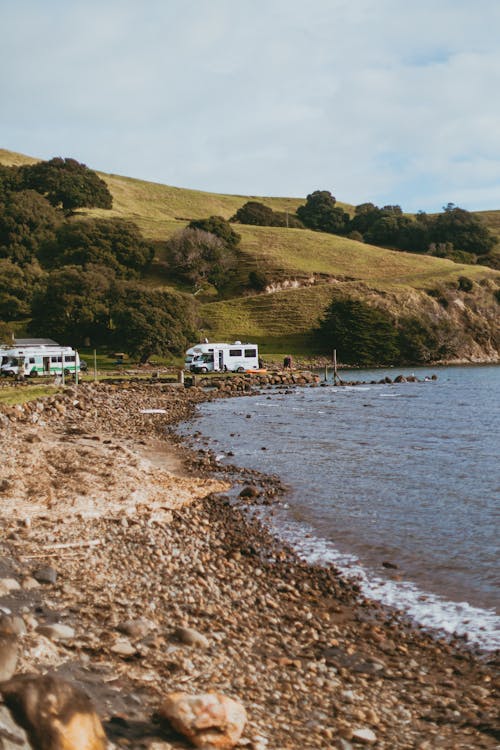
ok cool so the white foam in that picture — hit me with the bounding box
[262,512,500,652]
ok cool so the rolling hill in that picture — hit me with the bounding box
[1,148,499,361]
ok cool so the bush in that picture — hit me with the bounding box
[458,276,473,292]
[19,157,112,213]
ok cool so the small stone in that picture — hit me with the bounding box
[0,578,21,593]
[32,566,57,585]
[21,576,41,591]
[0,614,26,637]
[351,728,377,745]
[0,636,18,681]
[111,638,137,656]
[175,626,210,649]
[36,623,75,641]
[118,618,155,639]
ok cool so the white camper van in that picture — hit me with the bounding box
[0,344,81,378]
[188,341,259,373]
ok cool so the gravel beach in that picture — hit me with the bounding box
[0,380,498,749]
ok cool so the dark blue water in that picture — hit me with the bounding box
[181,366,500,649]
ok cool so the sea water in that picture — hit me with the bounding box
[179,366,500,651]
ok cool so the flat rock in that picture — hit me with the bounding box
[175,626,210,649]
[159,691,247,749]
[36,623,75,641]
[33,566,57,584]
[351,727,377,744]
[111,638,137,656]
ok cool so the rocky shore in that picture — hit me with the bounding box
[0,380,498,749]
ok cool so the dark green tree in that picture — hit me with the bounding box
[231,201,277,226]
[0,259,45,320]
[19,157,112,212]
[188,216,241,247]
[296,190,350,234]
[428,204,495,256]
[109,283,198,362]
[29,264,115,344]
[0,190,60,264]
[38,218,154,276]
[318,297,400,365]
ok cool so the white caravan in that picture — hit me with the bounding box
[188,341,259,373]
[0,344,81,378]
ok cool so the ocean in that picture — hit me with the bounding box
[179,365,500,651]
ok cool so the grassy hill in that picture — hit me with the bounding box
[1,148,499,360]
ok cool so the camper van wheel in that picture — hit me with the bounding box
[237,366,245,373]
[200,367,208,373]
[29,370,38,377]
[64,369,70,376]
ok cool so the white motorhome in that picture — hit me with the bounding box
[0,343,81,378]
[188,341,259,373]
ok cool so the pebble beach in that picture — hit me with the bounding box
[0,379,498,749]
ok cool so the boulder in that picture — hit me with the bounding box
[0,674,107,750]
[159,691,247,749]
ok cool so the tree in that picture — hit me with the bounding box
[317,297,400,365]
[166,228,237,290]
[29,264,115,345]
[109,283,198,362]
[188,216,241,247]
[428,204,496,256]
[231,201,277,226]
[0,190,60,264]
[19,157,112,212]
[296,190,350,234]
[38,218,154,276]
[0,259,45,320]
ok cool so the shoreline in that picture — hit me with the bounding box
[0,381,498,748]
[174,396,499,657]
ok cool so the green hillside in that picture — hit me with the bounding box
[1,148,499,361]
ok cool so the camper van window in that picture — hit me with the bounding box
[229,349,242,357]
[245,349,257,357]
[29,358,35,364]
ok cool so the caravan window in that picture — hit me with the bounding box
[245,349,257,357]
[229,349,242,357]
[29,357,35,364]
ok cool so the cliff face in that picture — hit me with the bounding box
[369,279,500,363]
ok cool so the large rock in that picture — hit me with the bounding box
[0,706,31,750]
[159,692,247,749]
[0,674,107,750]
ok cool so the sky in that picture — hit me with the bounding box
[2,0,500,213]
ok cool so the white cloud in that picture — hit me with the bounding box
[1,0,500,211]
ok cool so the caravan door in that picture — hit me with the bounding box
[217,350,224,371]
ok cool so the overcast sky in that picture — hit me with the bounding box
[2,0,500,212]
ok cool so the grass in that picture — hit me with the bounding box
[0,384,62,405]
[1,148,499,358]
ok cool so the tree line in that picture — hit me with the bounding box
[232,191,498,267]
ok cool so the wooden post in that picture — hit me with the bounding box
[93,349,97,382]
[324,364,328,382]
[61,352,65,386]
[333,349,340,384]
